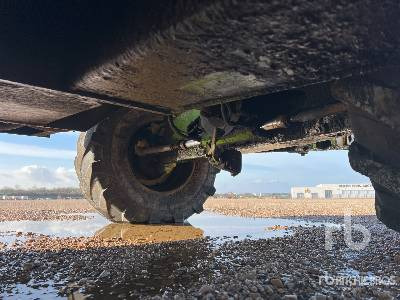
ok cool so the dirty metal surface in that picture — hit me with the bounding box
[74,0,400,111]
[331,67,400,131]
[176,114,350,160]
[0,1,399,122]
[0,0,209,112]
[239,131,350,154]
[0,80,101,126]
[239,114,350,154]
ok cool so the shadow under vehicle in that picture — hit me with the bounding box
[1,1,400,231]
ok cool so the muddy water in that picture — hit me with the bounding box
[0,212,335,245]
[0,212,338,299]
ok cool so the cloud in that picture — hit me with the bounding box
[0,165,78,188]
[0,141,75,159]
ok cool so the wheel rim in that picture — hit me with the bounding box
[129,119,195,193]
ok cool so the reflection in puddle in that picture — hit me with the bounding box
[95,223,204,243]
[0,211,338,246]
[2,282,61,300]
[0,213,107,239]
[0,213,109,248]
[0,211,338,299]
[188,212,335,240]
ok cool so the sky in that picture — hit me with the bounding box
[0,132,369,192]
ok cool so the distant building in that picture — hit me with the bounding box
[291,184,375,199]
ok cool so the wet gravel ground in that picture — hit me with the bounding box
[204,198,376,218]
[0,200,94,222]
[0,200,399,299]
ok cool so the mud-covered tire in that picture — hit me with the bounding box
[373,183,400,232]
[335,74,400,232]
[347,111,400,232]
[333,70,400,232]
[74,109,217,223]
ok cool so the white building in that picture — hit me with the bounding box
[291,184,375,199]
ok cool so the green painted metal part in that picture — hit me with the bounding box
[172,109,200,133]
[199,129,258,147]
[172,109,200,140]
[216,130,257,146]
[172,109,257,148]
[172,109,344,151]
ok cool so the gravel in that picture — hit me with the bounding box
[0,200,94,222]
[0,199,399,299]
[203,198,376,218]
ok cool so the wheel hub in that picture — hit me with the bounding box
[130,120,195,193]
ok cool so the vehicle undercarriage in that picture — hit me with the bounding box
[0,1,399,231]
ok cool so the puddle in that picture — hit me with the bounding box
[2,281,61,300]
[0,211,338,246]
[189,212,335,241]
[96,223,204,243]
[0,213,106,239]
[0,211,339,299]
[0,213,108,248]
